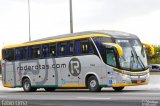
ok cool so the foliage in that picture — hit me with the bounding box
[148,46,160,64]
[149,54,160,64]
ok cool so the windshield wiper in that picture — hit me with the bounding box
[132,48,145,70]
[130,50,135,70]
[137,55,145,69]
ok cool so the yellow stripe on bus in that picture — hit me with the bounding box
[3,84,13,88]
[3,34,110,49]
[61,84,86,88]
[112,82,149,87]
[103,42,123,57]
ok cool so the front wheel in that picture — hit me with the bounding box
[112,87,124,92]
[22,78,37,92]
[87,76,101,92]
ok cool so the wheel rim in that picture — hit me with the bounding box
[90,80,97,88]
[24,81,30,90]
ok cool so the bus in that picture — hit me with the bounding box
[1,30,154,92]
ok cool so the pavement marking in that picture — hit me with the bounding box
[117,92,160,95]
[77,97,111,100]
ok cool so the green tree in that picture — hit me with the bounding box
[148,45,160,64]
[155,46,160,53]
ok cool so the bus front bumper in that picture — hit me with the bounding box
[112,82,149,87]
[111,70,150,87]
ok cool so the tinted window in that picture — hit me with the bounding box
[58,42,66,56]
[89,39,95,53]
[15,48,27,60]
[74,39,94,55]
[49,44,56,57]
[28,46,41,59]
[28,47,33,59]
[3,49,15,61]
[66,41,74,55]
[106,48,117,67]
[42,45,49,58]
[33,46,41,58]
[93,37,112,43]
[93,37,112,59]
[74,40,81,55]
[81,40,89,54]
[152,65,159,69]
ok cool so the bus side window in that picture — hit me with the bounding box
[28,47,33,59]
[74,40,81,55]
[33,46,41,59]
[58,42,66,56]
[15,49,20,60]
[21,47,27,60]
[42,45,49,58]
[15,48,27,60]
[106,48,117,67]
[81,39,89,54]
[28,46,41,59]
[4,49,15,61]
[66,41,74,55]
[70,42,74,55]
[88,39,94,54]
[49,44,56,57]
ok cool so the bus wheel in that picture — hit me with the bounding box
[22,78,37,92]
[112,87,124,92]
[87,76,101,92]
[44,88,55,92]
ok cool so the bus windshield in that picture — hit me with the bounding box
[116,39,148,71]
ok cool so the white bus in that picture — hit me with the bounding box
[1,30,153,92]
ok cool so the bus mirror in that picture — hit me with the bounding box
[103,43,123,57]
[142,43,155,56]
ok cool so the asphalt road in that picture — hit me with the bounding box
[0,87,160,106]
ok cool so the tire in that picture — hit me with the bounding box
[22,78,37,92]
[44,88,55,92]
[112,87,124,92]
[87,76,101,92]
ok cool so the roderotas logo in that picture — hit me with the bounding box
[68,58,81,77]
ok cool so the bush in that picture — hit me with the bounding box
[148,53,160,64]
[149,57,160,64]
[147,45,160,64]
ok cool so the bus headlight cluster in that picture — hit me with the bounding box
[122,74,131,83]
[122,74,129,79]
[146,73,150,78]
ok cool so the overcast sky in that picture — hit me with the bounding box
[0,0,160,52]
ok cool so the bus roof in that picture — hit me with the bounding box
[30,30,138,42]
[93,30,138,39]
[3,30,138,49]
